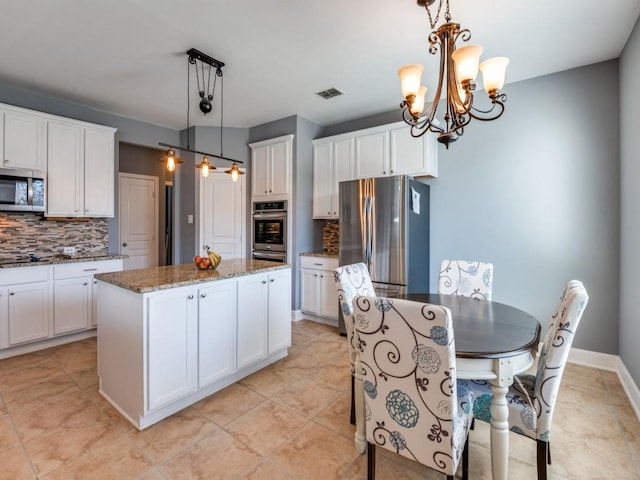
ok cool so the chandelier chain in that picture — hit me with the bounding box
[425,0,451,29]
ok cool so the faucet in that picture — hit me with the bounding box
[29,253,41,262]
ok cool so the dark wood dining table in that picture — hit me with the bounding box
[410,294,541,480]
[353,293,541,480]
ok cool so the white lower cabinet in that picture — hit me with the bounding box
[147,286,198,411]
[0,259,123,357]
[237,268,291,369]
[8,282,50,345]
[198,281,236,387]
[300,256,339,320]
[53,278,91,334]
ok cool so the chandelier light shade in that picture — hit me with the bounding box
[159,48,243,179]
[398,0,509,148]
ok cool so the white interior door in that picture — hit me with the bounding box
[199,170,246,259]
[119,173,159,270]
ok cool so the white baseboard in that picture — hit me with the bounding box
[569,347,640,420]
[292,310,338,328]
[568,347,619,371]
[617,360,640,420]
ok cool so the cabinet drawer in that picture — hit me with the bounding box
[300,256,338,271]
[54,259,123,279]
[0,265,49,285]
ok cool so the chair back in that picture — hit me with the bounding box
[531,280,589,438]
[438,259,494,300]
[334,263,375,363]
[352,295,467,475]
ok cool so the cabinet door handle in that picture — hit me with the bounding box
[122,242,128,247]
[93,280,98,284]
[83,282,88,286]
[187,294,194,299]
[320,275,324,278]
[270,278,274,283]
[200,293,206,298]
[262,280,267,284]
[313,262,323,266]
[83,268,98,272]
[314,274,318,277]
[9,292,14,296]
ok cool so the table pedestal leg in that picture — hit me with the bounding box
[354,355,367,454]
[489,381,509,480]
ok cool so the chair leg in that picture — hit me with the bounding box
[548,441,551,465]
[350,375,356,425]
[462,433,470,480]
[536,440,548,480]
[367,442,376,480]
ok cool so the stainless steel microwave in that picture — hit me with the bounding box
[0,169,46,212]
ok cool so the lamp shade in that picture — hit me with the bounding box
[410,86,428,116]
[451,44,483,83]
[398,64,424,99]
[479,57,510,94]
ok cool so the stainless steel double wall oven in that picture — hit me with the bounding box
[252,201,287,262]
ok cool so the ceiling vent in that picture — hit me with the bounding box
[315,87,344,99]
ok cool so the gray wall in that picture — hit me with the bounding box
[321,61,621,356]
[620,17,640,386]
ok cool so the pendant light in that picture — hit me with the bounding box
[159,48,244,179]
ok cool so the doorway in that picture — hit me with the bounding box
[198,170,246,259]
[119,173,159,270]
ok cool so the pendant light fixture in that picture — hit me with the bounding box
[398,0,509,148]
[159,48,243,180]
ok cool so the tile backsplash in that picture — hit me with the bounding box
[0,213,108,261]
[323,220,339,256]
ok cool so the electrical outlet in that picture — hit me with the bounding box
[63,247,76,255]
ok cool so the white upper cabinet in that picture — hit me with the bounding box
[312,121,437,218]
[249,134,294,200]
[355,127,389,179]
[313,137,354,219]
[84,126,115,217]
[1,107,47,172]
[47,119,116,218]
[389,124,438,177]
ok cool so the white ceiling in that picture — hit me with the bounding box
[0,0,638,130]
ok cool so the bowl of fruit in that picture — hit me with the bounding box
[194,248,222,270]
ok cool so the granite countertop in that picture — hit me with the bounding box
[95,258,290,294]
[300,251,338,259]
[0,253,127,269]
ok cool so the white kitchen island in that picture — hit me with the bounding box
[95,259,291,430]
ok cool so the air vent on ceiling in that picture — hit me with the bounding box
[315,87,344,99]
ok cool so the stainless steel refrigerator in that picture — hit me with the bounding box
[338,175,430,334]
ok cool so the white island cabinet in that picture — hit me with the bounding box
[96,259,291,430]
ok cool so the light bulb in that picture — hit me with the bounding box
[167,155,176,172]
[201,164,210,177]
[231,168,239,182]
[410,86,427,116]
[451,45,483,83]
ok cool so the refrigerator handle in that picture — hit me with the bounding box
[365,195,374,268]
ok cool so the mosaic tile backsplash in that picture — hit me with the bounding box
[0,213,108,262]
[323,220,339,256]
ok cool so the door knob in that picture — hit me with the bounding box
[122,242,128,247]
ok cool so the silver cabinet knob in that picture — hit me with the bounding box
[122,242,128,247]
[262,280,267,284]
[187,294,194,299]
[201,293,206,298]
[270,278,274,283]
[83,282,88,286]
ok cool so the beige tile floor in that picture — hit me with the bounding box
[0,320,639,479]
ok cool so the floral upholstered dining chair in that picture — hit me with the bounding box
[460,280,589,480]
[352,295,474,480]
[334,263,375,425]
[438,259,494,300]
